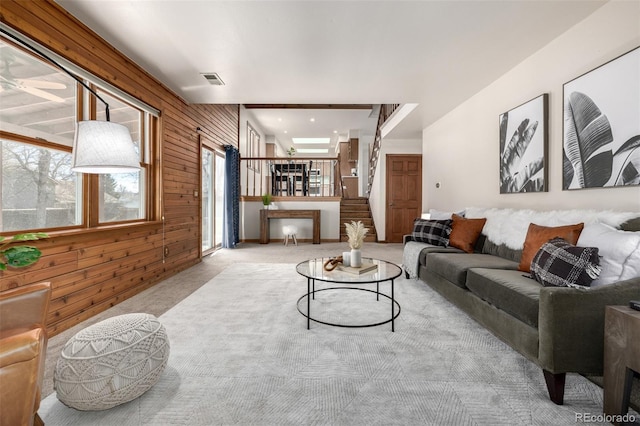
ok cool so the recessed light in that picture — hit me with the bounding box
[333,130,338,134]
[284,130,288,134]
[278,118,282,122]
[292,138,330,144]
[310,118,315,122]
[297,148,328,154]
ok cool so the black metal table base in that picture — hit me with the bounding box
[297,279,400,331]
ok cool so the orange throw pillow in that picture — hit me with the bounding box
[449,214,487,253]
[518,222,585,272]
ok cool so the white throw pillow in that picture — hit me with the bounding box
[577,222,640,287]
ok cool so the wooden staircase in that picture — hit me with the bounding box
[340,197,377,242]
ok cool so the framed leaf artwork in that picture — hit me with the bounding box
[499,94,549,193]
[563,46,640,189]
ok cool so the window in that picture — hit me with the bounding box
[1,139,80,231]
[95,89,146,223]
[0,33,158,233]
[247,123,260,172]
[0,40,77,146]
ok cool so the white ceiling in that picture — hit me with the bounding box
[55,0,607,148]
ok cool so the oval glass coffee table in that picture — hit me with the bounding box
[295,257,402,331]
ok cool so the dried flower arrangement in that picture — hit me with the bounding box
[344,220,369,250]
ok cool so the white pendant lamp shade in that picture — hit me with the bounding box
[72,121,141,174]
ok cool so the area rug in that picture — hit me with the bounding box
[40,263,629,425]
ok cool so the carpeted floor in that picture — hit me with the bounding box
[39,261,634,425]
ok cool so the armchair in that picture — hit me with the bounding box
[0,282,51,426]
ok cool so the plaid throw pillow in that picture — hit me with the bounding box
[411,219,452,247]
[530,237,601,289]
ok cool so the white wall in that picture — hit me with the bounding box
[422,1,640,213]
[369,138,422,241]
[240,200,342,241]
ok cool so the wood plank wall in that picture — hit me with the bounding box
[0,1,239,336]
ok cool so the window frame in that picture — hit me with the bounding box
[0,32,160,235]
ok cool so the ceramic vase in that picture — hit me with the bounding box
[342,251,351,267]
[350,248,362,267]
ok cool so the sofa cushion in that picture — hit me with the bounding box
[419,246,465,266]
[449,214,487,253]
[577,222,640,287]
[518,222,584,273]
[530,238,600,289]
[411,218,452,246]
[403,241,463,279]
[425,253,520,288]
[466,268,541,328]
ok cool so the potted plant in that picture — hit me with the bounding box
[261,193,273,209]
[286,146,296,158]
[0,232,48,270]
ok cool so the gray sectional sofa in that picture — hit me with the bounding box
[403,209,640,405]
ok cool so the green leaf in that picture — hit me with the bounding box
[2,246,42,268]
[11,233,48,242]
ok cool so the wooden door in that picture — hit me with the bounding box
[385,154,422,243]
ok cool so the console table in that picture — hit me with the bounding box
[603,305,640,421]
[260,209,321,244]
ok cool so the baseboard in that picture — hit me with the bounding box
[240,239,341,243]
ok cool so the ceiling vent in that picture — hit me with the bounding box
[201,73,225,86]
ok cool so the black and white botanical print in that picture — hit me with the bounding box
[563,47,640,189]
[499,94,548,193]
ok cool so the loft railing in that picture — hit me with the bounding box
[240,157,340,198]
[366,104,399,196]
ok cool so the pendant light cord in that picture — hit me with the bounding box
[0,27,111,121]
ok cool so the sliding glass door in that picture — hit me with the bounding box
[202,146,225,254]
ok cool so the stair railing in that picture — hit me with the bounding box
[366,104,399,196]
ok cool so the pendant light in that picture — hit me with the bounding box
[1,28,140,174]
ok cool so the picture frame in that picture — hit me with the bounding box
[499,93,549,193]
[562,46,640,190]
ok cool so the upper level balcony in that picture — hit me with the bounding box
[240,157,342,200]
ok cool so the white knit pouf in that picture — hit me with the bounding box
[282,225,298,246]
[54,313,170,411]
